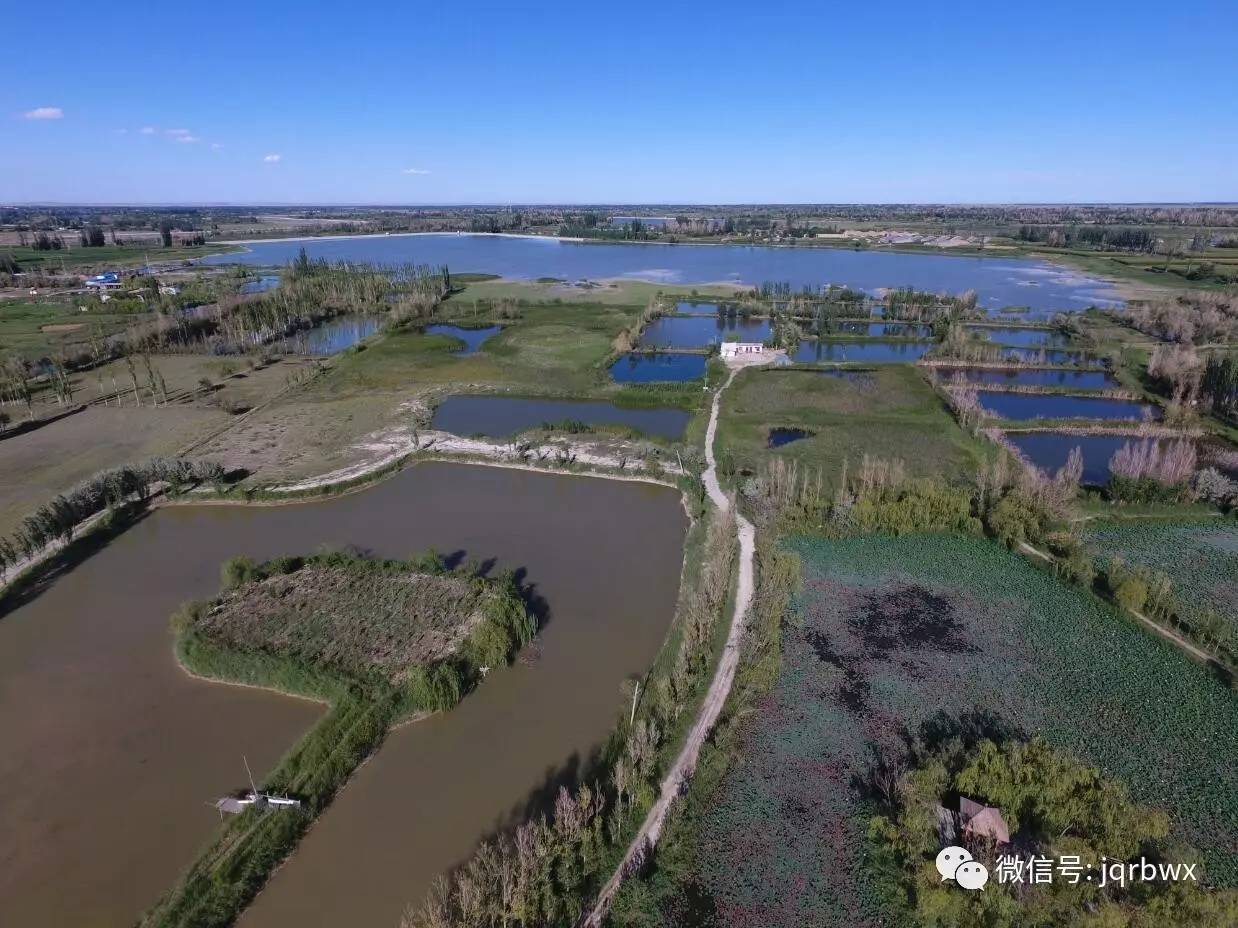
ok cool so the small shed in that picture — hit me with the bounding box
[959,797,1011,844]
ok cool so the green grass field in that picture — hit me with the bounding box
[717,365,989,488]
[195,299,710,481]
[0,298,156,361]
[313,301,634,397]
[1044,247,1238,293]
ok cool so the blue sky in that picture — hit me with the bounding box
[4,1,1236,204]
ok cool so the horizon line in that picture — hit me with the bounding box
[5,200,1238,209]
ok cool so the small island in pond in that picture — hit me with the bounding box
[150,552,536,928]
[175,551,535,704]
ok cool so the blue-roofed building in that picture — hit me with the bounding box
[85,271,122,290]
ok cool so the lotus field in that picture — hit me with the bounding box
[690,535,1238,928]
[1081,518,1238,619]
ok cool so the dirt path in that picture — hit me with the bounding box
[582,367,756,926]
[1018,540,1226,669]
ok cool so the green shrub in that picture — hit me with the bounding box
[1054,548,1096,587]
[984,492,1048,547]
[1108,475,1191,504]
[1115,576,1149,613]
[850,479,977,536]
[220,555,260,590]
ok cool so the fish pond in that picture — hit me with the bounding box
[641,315,771,348]
[202,233,1123,311]
[831,321,932,337]
[1004,431,1152,484]
[674,301,734,314]
[424,323,502,355]
[966,325,1069,348]
[935,367,1121,389]
[0,463,686,927]
[610,352,708,382]
[430,394,689,440]
[792,340,933,364]
[978,392,1159,421]
[1000,346,1099,366]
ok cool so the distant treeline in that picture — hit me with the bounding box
[1016,224,1158,252]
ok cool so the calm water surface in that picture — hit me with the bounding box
[431,394,689,440]
[999,346,1098,366]
[277,315,383,354]
[1005,432,1143,484]
[610,352,707,382]
[833,321,931,337]
[424,324,502,355]
[202,234,1123,311]
[641,315,771,348]
[239,274,281,294]
[0,463,685,927]
[674,301,732,314]
[793,340,933,363]
[935,367,1120,389]
[979,392,1158,421]
[966,325,1068,348]
[768,427,811,448]
[240,466,685,928]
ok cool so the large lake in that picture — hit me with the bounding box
[202,234,1123,312]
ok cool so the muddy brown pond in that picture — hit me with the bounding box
[0,462,687,927]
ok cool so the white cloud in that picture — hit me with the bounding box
[174,134,201,144]
[263,153,282,163]
[23,106,63,120]
[211,142,224,150]
[140,126,157,135]
[402,167,431,175]
[165,128,193,137]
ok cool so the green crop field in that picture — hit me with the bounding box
[718,365,989,488]
[680,535,1238,927]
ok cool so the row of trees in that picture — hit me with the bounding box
[1146,344,1238,421]
[0,458,226,581]
[1122,292,1237,345]
[1016,224,1158,251]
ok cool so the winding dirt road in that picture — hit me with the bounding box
[582,368,756,926]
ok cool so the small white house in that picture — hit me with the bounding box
[720,342,764,358]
